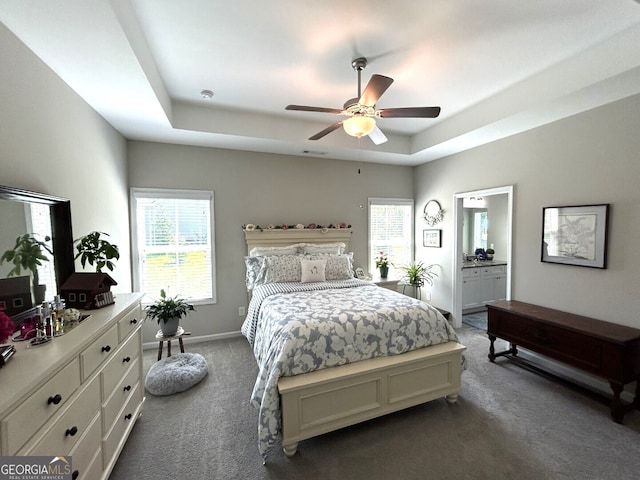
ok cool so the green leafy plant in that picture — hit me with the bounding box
[0,233,52,290]
[74,231,120,272]
[144,289,195,325]
[486,248,495,255]
[397,261,439,287]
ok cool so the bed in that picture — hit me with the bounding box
[242,228,466,461]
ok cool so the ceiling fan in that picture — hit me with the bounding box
[286,57,441,145]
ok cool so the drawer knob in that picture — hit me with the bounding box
[65,426,78,437]
[124,385,132,392]
[48,394,62,405]
[130,318,138,325]
[72,470,79,480]
[101,345,112,353]
[125,413,133,421]
[123,356,131,363]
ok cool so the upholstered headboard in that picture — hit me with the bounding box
[244,228,352,255]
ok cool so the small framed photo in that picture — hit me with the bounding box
[423,229,442,248]
[355,267,366,279]
[541,204,609,269]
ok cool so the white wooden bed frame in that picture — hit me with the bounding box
[244,228,465,456]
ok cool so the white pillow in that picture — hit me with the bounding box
[249,244,300,257]
[300,242,346,254]
[300,258,327,283]
[262,255,302,283]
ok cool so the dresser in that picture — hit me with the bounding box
[0,293,144,479]
[487,300,640,423]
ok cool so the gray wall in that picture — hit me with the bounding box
[0,23,132,291]
[128,142,413,340]
[128,142,414,340]
[415,94,640,328]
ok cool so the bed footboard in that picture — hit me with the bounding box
[278,341,466,456]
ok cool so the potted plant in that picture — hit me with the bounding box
[486,248,495,260]
[74,231,120,272]
[145,289,195,336]
[0,233,53,303]
[375,251,389,278]
[398,261,439,288]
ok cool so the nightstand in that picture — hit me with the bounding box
[374,278,399,291]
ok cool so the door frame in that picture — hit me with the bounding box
[452,185,514,327]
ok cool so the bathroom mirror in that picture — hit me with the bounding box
[0,185,74,314]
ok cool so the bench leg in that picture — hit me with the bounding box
[167,339,172,357]
[179,337,185,353]
[157,341,163,361]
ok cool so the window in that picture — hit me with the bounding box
[28,202,57,298]
[131,188,215,303]
[473,210,488,250]
[368,198,414,277]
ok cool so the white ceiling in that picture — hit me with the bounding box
[2,0,640,166]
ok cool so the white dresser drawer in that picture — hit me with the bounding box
[21,375,100,456]
[102,358,140,432]
[101,330,141,399]
[77,449,103,480]
[117,305,142,342]
[81,325,118,381]
[2,358,81,455]
[68,411,102,477]
[103,383,142,465]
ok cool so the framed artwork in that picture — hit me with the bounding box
[541,204,609,269]
[423,229,442,248]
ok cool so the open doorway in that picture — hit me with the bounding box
[451,186,513,327]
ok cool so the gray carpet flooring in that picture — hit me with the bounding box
[109,326,640,480]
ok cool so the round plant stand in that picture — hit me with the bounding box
[155,326,190,360]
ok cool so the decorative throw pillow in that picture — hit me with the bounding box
[244,256,265,290]
[263,255,302,283]
[300,258,327,283]
[306,253,354,280]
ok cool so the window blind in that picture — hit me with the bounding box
[131,189,215,303]
[368,198,413,277]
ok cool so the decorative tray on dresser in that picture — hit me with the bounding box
[0,293,144,480]
[486,300,640,423]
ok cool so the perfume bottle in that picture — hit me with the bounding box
[42,301,53,338]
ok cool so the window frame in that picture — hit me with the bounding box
[130,187,216,305]
[368,197,415,278]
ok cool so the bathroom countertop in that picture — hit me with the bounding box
[462,260,507,268]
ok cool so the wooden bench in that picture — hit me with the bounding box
[487,300,640,423]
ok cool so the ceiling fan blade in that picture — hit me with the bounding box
[286,105,343,115]
[368,125,388,145]
[309,121,343,140]
[359,74,394,107]
[378,106,441,118]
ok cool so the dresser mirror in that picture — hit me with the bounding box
[0,185,74,316]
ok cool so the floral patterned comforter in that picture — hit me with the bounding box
[241,280,464,459]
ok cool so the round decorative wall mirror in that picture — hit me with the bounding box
[423,200,444,226]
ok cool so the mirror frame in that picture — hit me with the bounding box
[0,185,74,293]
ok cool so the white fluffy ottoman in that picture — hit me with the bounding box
[145,353,208,396]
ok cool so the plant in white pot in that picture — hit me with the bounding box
[0,233,53,304]
[145,289,195,336]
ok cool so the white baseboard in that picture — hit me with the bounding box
[142,330,243,351]
[517,349,636,404]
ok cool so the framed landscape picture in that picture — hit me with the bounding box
[541,204,609,269]
[423,229,442,248]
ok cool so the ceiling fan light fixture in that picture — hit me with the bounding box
[343,116,376,138]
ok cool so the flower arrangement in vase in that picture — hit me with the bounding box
[375,251,389,278]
